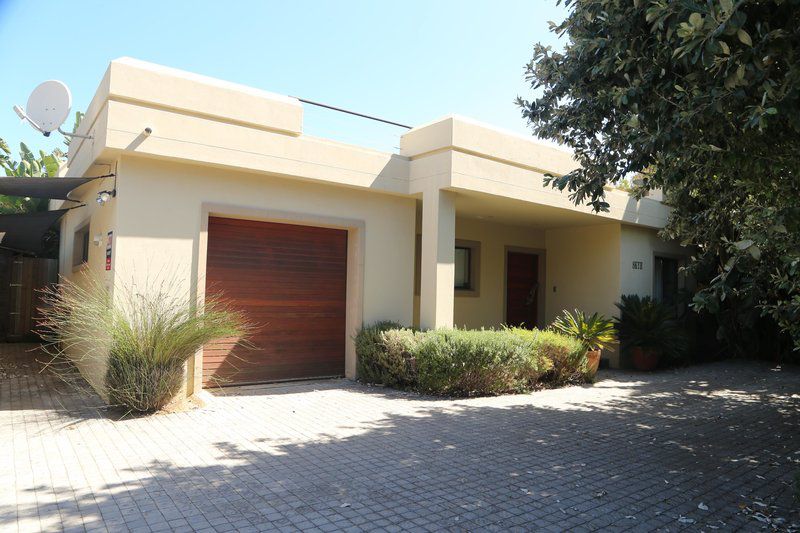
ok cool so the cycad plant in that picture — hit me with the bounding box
[551,309,615,352]
[614,294,688,360]
[37,271,250,412]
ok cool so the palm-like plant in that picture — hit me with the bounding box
[614,294,687,356]
[551,309,616,351]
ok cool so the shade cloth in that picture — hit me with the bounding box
[0,176,102,200]
[0,209,73,256]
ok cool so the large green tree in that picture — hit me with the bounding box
[519,0,800,357]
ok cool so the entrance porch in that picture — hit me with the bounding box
[414,189,628,366]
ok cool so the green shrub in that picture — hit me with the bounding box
[614,294,689,365]
[510,328,588,385]
[354,321,403,385]
[379,328,420,386]
[38,272,250,413]
[356,323,587,397]
[415,328,550,396]
[354,323,419,388]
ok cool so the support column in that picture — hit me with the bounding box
[419,187,455,329]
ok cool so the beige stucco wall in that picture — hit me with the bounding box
[110,156,416,389]
[544,223,622,324]
[619,224,688,298]
[545,223,623,366]
[56,174,118,398]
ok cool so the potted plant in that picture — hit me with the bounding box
[614,294,687,371]
[551,309,615,378]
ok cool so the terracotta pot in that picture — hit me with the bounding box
[585,349,601,377]
[631,346,661,371]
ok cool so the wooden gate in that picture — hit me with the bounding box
[2,253,58,341]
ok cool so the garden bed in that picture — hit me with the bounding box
[355,322,590,397]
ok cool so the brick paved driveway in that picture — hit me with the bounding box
[2,343,799,532]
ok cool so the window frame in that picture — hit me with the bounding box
[454,239,480,297]
[413,237,481,297]
[72,222,91,270]
[454,246,472,290]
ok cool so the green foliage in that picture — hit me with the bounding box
[354,322,417,387]
[518,0,800,358]
[354,321,405,385]
[551,309,616,351]
[510,327,588,384]
[0,137,66,214]
[37,271,250,413]
[414,329,549,396]
[356,324,588,397]
[62,112,84,148]
[614,294,688,363]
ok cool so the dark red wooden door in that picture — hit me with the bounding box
[506,251,539,328]
[203,217,347,386]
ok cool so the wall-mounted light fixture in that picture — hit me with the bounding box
[96,189,116,205]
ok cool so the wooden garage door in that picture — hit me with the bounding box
[203,217,347,386]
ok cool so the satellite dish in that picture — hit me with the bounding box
[26,80,72,135]
[12,80,91,140]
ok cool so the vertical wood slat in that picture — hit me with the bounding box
[6,256,57,341]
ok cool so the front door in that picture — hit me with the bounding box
[506,251,539,328]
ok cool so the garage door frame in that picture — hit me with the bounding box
[190,202,365,393]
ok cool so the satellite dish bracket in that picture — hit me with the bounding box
[57,126,93,140]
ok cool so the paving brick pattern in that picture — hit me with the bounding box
[2,343,799,532]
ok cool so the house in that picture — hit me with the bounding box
[57,57,686,396]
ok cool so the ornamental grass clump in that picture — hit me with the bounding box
[38,272,249,413]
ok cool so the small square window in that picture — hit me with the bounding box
[455,246,472,290]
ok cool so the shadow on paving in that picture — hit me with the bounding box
[3,358,800,531]
[0,343,105,417]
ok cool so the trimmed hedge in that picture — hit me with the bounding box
[508,327,589,385]
[355,323,587,397]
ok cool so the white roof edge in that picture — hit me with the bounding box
[110,57,302,107]
[404,113,574,155]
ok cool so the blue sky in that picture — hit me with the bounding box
[0,0,568,155]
